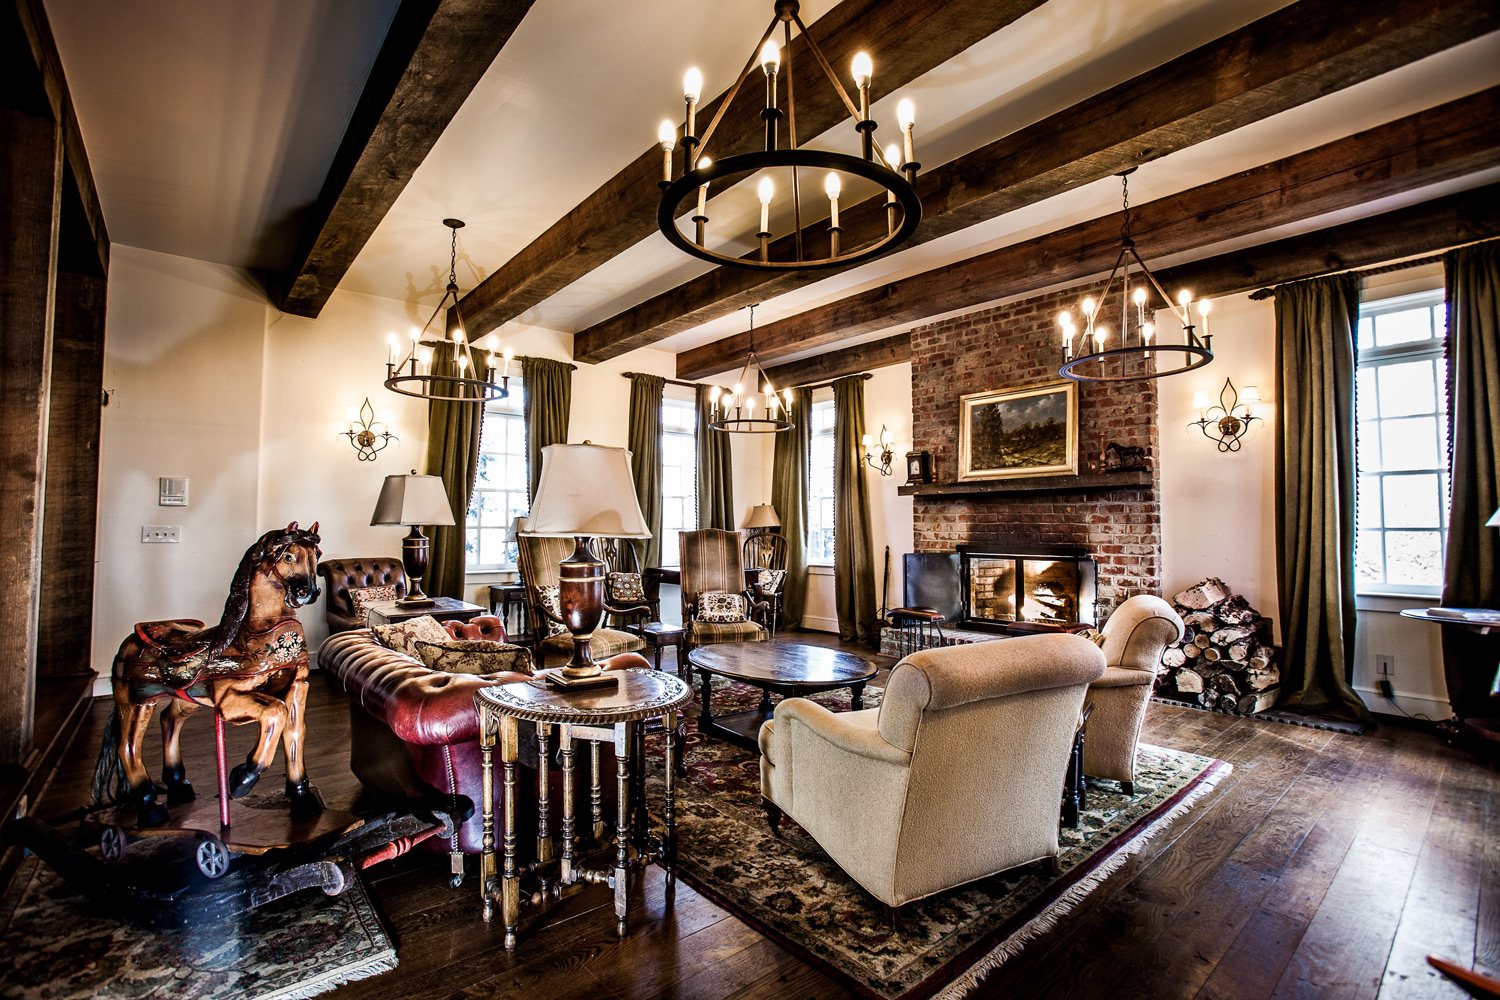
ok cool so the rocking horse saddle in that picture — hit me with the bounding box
[133,619,215,689]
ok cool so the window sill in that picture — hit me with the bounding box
[1356,591,1440,614]
[807,563,834,575]
[466,568,519,582]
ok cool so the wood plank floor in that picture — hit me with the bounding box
[26,632,1499,1000]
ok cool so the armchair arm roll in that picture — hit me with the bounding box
[774,699,911,768]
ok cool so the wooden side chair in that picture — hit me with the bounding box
[595,536,658,633]
[515,525,645,671]
[680,529,768,650]
[742,532,789,636]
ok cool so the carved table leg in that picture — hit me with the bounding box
[851,682,867,712]
[631,721,647,846]
[590,740,605,842]
[614,721,631,938]
[479,702,496,923]
[559,725,575,886]
[662,709,678,886]
[537,723,552,862]
[500,715,520,950]
[698,668,714,728]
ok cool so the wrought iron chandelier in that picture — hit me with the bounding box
[1058,171,1213,383]
[708,305,794,433]
[1189,378,1263,452]
[385,219,512,403]
[656,0,922,272]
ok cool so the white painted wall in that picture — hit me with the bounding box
[799,363,915,633]
[1158,273,1450,719]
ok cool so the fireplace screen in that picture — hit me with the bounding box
[959,547,1097,630]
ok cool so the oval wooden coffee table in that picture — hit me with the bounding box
[687,642,877,752]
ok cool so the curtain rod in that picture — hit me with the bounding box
[796,372,873,391]
[621,371,697,389]
[1242,237,1498,300]
[620,370,873,391]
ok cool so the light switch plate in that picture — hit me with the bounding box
[142,525,181,543]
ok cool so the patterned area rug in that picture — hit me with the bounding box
[0,852,395,1000]
[656,681,1231,1000]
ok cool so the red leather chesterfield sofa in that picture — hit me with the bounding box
[318,617,647,861]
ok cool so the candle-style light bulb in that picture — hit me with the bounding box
[782,388,792,407]
[709,385,721,404]
[757,176,774,235]
[852,51,873,120]
[658,120,676,185]
[896,98,916,163]
[484,333,498,352]
[452,329,464,346]
[761,40,780,75]
[1082,296,1097,321]
[1095,324,1109,348]
[502,345,513,378]
[732,382,743,396]
[1142,321,1155,345]
[457,353,468,373]
[695,156,712,219]
[825,172,841,232]
[683,67,702,103]
[1133,287,1147,306]
[1178,289,1193,311]
[1198,298,1213,338]
[418,347,433,367]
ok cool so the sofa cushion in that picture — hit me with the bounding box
[414,638,533,675]
[538,627,644,660]
[689,619,768,644]
[698,591,747,622]
[349,585,397,625]
[372,615,451,657]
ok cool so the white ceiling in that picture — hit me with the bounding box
[42,0,1500,365]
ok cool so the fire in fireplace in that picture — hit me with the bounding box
[959,546,1097,631]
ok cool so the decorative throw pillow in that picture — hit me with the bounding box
[606,571,646,604]
[348,584,396,625]
[757,568,787,595]
[413,638,533,676]
[535,584,567,636]
[698,591,747,623]
[1077,627,1108,648]
[372,615,451,657]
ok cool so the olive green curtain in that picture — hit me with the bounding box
[422,340,486,599]
[695,383,734,530]
[1273,274,1370,723]
[1441,240,1500,721]
[522,356,572,502]
[627,373,665,568]
[771,387,812,629]
[833,376,877,644]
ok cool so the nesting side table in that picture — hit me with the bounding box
[476,668,691,950]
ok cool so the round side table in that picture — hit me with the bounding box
[475,668,691,950]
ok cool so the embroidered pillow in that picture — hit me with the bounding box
[372,615,450,657]
[535,584,567,637]
[1076,627,1108,648]
[606,571,646,603]
[348,584,396,625]
[698,591,746,623]
[756,568,787,595]
[414,638,534,676]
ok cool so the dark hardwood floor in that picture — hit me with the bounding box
[26,632,1499,1000]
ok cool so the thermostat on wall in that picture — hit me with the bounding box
[159,477,189,507]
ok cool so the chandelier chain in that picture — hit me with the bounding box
[448,227,458,286]
[1120,172,1132,245]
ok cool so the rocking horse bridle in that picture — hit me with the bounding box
[267,538,321,609]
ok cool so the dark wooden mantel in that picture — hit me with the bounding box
[898,470,1152,498]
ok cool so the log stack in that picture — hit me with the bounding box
[1156,578,1281,714]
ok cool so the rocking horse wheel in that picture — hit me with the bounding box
[195,836,232,879]
[99,825,127,864]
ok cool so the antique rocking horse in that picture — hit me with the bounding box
[93,522,324,826]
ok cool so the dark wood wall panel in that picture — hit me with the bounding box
[0,106,62,767]
[38,266,105,679]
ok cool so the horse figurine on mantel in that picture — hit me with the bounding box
[93,522,324,826]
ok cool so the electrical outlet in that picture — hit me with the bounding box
[141,525,181,543]
[1375,654,1394,677]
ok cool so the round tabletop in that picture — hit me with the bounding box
[478,668,691,725]
[687,642,876,687]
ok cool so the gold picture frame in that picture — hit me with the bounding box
[958,381,1078,480]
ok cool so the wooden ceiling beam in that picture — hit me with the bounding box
[676,86,1500,379]
[760,333,911,388]
[276,0,535,318]
[454,0,1051,340]
[1150,184,1500,300]
[578,0,1500,364]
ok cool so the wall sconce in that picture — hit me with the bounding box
[1190,378,1262,452]
[863,425,897,475]
[342,397,397,461]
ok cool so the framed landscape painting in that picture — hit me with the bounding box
[958,381,1078,480]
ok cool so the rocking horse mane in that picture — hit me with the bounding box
[207,523,321,660]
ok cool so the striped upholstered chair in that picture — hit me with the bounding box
[679,529,769,649]
[516,525,646,671]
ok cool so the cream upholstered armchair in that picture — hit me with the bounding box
[1083,594,1184,794]
[758,634,1106,909]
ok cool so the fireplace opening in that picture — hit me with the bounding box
[959,546,1097,632]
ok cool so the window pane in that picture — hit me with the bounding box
[1356,474,1381,531]
[1382,473,1441,528]
[1374,306,1434,347]
[1385,531,1444,586]
[1355,366,1376,421]
[1357,421,1381,471]
[1355,530,1384,586]
[1379,417,1440,471]
[1357,316,1374,350]
[1375,360,1436,417]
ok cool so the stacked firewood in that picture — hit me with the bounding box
[1156,578,1281,714]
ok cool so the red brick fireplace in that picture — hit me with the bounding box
[908,286,1162,619]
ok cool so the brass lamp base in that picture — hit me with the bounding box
[401,525,432,599]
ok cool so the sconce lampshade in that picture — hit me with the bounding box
[1488,507,1500,527]
[742,504,781,530]
[1240,385,1261,404]
[523,444,651,538]
[370,473,456,526]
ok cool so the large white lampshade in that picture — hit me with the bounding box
[370,473,456,526]
[523,443,651,538]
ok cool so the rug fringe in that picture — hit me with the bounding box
[258,951,398,1000]
[931,760,1234,1000]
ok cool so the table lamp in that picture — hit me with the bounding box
[523,443,652,684]
[741,504,781,536]
[371,471,456,600]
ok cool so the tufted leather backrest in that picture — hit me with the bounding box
[442,616,509,642]
[317,557,409,619]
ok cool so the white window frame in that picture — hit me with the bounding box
[466,379,528,573]
[660,392,697,568]
[807,395,836,566]
[1354,288,1449,598]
